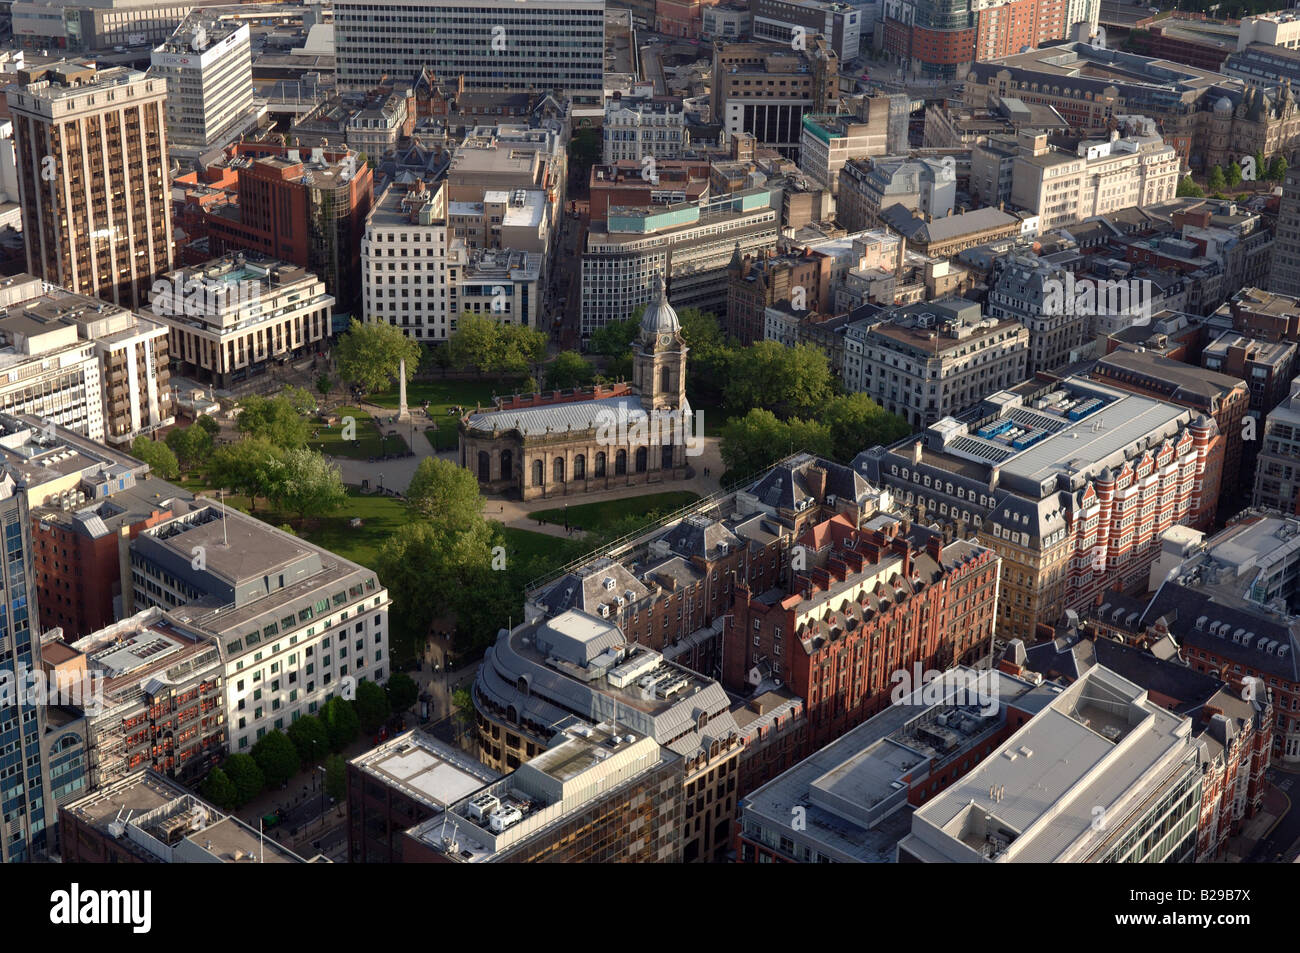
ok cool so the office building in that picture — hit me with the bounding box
[59,770,311,862]
[964,42,1298,173]
[333,0,606,103]
[0,464,70,861]
[922,97,1070,150]
[797,112,889,195]
[724,513,1001,750]
[128,501,391,753]
[7,62,173,310]
[986,254,1086,375]
[1254,381,1300,514]
[1200,331,1297,419]
[835,156,955,233]
[751,0,861,61]
[878,206,1021,259]
[897,666,1202,862]
[855,377,1225,643]
[347,730,500,863]
[1010,124,1181,232]
[736,668,1042,862]
[1088,348,1251,498]
[880,0,1099,80]
[150,14,258,156]
[711,38,839,158]
[204,152,372,316]
[726,247,833,345]
[1141,513,1300,763]
[603,95,687,164]
[54,607,224,788]
[149,254,334,389]
[403,721,684,862]
[32,472,193,640]
[10,0,200,52]
[580,187,778,336]
[841,299,1029,429]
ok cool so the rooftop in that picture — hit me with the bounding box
[350,730,500,810]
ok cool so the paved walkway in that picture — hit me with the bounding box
[1223,782,1291,862]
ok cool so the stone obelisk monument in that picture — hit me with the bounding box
[397,358,410,421]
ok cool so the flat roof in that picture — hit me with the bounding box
[351,730,499,810]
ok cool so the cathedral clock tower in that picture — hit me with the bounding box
[633,273,689,412]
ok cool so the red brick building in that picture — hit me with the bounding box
[724,514,1000,749]
[725,247,833,344]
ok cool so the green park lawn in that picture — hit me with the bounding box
[368,378,521,415]
[531,491,700,534]
[307,406,409,459]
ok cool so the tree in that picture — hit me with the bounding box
[451,687,472,712]
[195,414,220,437]
[199,767,238,811]
[286,715,331,766]
[130,435,179,479]
[336,318,422,395]
[376,519,502,655]
[406,456,484,530]
[821,393,912,464]
[208,439,285,512]
[165,424,213,471]
[545,351,596,391]
[1253,150,1267,182]
[355,680,390,732]
[251,730,300,789]
[722,342,835,417]
[222,754,265,805]
[236,394,309,449]
[386,672,419,714]
[1268,155,1289,182]
[1176,176,1204,198]
[587,318,639,357]
[281,385,317,416]
[316,373,333,399]
[324,754,347,802]
[446,314,546,376]
[1227,161,1243,189]
[719,409,833,483]
[320,696,359,751]
[1207,165,1227,192]
[267,449,347,521]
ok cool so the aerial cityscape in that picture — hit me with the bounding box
[0,0,1294,894]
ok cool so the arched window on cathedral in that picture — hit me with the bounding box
[615,450,627,475]
[574,454,586,479]
[595,452,606,477]
[553,457,565,483]
[532,459,544,486]
[478,451,490,482]
[635,447,648,473]
[660,366,671,393]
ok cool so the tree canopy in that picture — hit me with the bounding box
[165,424,214,471]
[545,350,597,391]
[336,318,422,395]
[354,680,391,732]
[268,449,347,521]
[130,436,179,480]
[386,672,419,714]
[320,696,360,751]
[445,313,547,375]
[236,394,310,450]
[208,438,286,512]
[251,730,300,789]
[222,753,265,805]
[405,457,484,531]
[722,342,836,417]
[286,714,331,765]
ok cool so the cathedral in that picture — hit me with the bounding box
[459,278,696,501]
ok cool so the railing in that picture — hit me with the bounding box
[521,450,815,599]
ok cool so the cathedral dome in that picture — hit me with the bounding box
[640,273,680,336]
[1213,96,1233,115]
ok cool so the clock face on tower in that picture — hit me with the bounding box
[659,334,673,347]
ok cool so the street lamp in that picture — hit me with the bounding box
[379,472,384,493]
[317,765,327,824]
